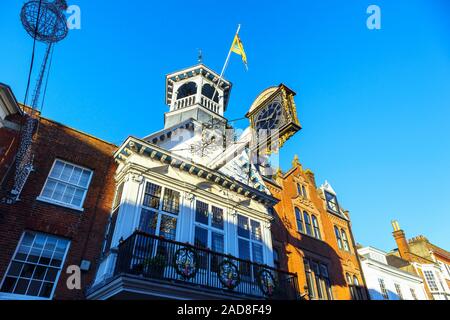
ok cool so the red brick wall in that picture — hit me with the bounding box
[269,162,367,300]
[0,126,19,185]
[0,113,117,299]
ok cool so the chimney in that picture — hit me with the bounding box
[391,220,410,260]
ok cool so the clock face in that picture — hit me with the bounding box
[255,102,283,131]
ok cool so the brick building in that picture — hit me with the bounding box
[389,221,450,300]
[0,91,117,300]
[266,155,367,300]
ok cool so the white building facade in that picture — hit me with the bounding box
[87,64,301,300]
[358,247,428,300]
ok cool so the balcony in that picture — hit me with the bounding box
[88,231,300,300]
[173,95,220,114]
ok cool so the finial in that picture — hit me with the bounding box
[392,220,401,232]
[292,154,300,167]
[198,49,203,64]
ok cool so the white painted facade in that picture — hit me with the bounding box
[88,64,290,299]
[358,247,428,300]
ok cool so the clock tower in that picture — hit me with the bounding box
[164,64,232,130]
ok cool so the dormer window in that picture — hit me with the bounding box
[325,191,339,213]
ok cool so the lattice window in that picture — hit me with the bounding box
[378,278,389,300]
[0,231,70,299]
[424,271,439,291]
[39,159,93,209]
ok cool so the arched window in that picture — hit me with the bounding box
[201,83,219,103]
[177,82,197,100]
[295,208,304,233]
[304,212,313,236]
[312,215,321,240]
[334,226,343,249]
[341,229,350,251]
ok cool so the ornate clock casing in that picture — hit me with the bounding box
[246,84,301,154]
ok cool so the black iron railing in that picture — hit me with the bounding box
[115,231,300,300]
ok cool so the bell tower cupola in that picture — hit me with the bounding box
[164,64,232,129]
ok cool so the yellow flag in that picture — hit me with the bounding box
[231,34,248,69]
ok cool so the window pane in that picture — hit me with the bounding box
[312,216,321,240]
[71,189,84,207]
[14,278,30,295]
[33,266,47,280]
[62,186,76,204]
[50,251,64,268]
[79,170,91,188]
[335,226,343,249]
[159,215,177,240]
[295,208,304,233]
[0,277,17,293]
[113,182,124,209]
[41,180,57,198]
[20,264,35,279]
[27,280,42,296]
[341,230,350,251]
[304,212,312,236]
[143,182,162,209]
[7,262,23,277]
[162,188,180,215]
[326,192,339,212]
[50,161,64,179]
[52,183,66,202]
[194,227,208,248]
[212,232,224,253]
[296,184,302,195]
[27,247,42,263]
[38,250,53,265]
[302,186,308,198]
[251,220,262,242]
[44,268,58,282]
[238,238,250,260]
[195,200,209,225]
[60,164,74,182]
[69,167,82,185]
[252,243,264,264]
[139,209,158,235]
[237,215,250,238]
[211,206,224,229]
[39,282,54,298]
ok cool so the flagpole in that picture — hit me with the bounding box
[212,24,241,102]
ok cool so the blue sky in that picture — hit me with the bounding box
[1,0,449,252]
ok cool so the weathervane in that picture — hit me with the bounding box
[7,0,68,202]
[197,49,203,64]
